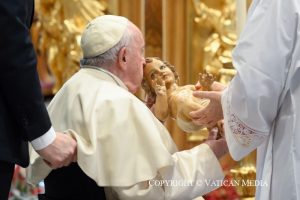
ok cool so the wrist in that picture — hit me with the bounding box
[30,127,56,150]
[204,139,228,159]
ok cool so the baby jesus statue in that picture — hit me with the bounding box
[142,57,215,133]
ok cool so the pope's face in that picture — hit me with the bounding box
[143,58,175,88]
[123,25,145,93]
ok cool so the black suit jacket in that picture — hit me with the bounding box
[0,0,52,167]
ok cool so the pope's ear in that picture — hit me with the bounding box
[117,47,127,70]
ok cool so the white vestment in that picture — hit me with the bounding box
[28,67,224,200]
[222,0,300,199]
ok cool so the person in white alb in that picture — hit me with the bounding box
[27,15,228,200]
[190,0,300,199]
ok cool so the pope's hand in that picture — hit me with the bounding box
[205,127,228,159]
[37,132,77,169]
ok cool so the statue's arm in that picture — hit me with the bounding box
[152,79,169,122]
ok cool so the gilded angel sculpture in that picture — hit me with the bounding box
[142,57,214,133]
[32,0,107,94]
[193,0,237,82]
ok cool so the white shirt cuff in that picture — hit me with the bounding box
[30,127,56,150]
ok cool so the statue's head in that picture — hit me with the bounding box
[141,57,179,107]
[142,57,179,92]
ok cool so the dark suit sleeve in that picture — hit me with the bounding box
[0,0,52,141]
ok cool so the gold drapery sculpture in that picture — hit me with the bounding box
[31,0,107,94]
[193,0,237,84]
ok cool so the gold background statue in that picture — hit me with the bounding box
[32,0,107,94]
[190,0,237,84]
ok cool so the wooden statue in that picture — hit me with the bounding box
[142,57,214,133]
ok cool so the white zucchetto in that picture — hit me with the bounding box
[81,15,128,58]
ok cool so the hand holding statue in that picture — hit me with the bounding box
[190,81,226,127]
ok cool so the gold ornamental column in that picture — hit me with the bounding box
[108,0,142,29]
[144,0,163,58]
